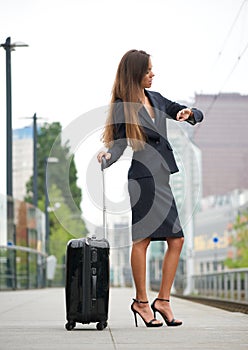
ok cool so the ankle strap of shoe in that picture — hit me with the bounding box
[133,298,148,304]
[156,297,170,302]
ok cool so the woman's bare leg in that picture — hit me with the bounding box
[131,238,161,324]
[156,237,184,321]
[131,238,150,300]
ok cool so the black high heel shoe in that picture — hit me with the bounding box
[131,298,163,328]
[151,298,183,327]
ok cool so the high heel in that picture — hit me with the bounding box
[131,298,163,327]
[151,298,183,327]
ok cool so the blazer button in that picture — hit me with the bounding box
[155,141,160,144]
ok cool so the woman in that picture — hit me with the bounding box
[97,49,204,327]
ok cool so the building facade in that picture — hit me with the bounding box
[193,93,248,197]
[13,126,33,201]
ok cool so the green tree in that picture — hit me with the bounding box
[25,122,87,257]
[26,122,82,210]
[225,210,248,268]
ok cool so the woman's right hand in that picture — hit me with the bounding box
[97,151,112,163]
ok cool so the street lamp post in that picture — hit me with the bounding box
[33,113,38,207]
[44,157,59,255]
[22,113,46,208]
[4,37,12,197]
[1,37,28,289]
[0,37,29,197]
[44,162,49,254]
[213,236,219,271]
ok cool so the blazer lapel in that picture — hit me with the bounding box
[138,105,158,131]
[145,90,163,129]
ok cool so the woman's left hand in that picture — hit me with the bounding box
[176,108,192,122]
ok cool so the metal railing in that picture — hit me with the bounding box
[0,244,47,290]
[192,268,248,303]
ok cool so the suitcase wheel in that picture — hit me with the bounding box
[65,321,76,331]
[96,321,107,330]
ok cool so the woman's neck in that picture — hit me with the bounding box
[139,90,146,104]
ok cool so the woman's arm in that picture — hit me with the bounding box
[163,95,204,125]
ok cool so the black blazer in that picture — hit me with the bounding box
[107,90,203,179]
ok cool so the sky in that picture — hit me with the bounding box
[1,0,248,228]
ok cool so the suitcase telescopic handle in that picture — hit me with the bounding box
[101,156,107,239]
[101,156,107,171]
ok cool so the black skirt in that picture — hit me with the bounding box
[128,165,184,242]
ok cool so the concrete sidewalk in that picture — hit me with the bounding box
[0,287,247,350]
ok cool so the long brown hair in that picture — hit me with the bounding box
[103,49,150,151]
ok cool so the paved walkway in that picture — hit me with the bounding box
[0,287,247,350]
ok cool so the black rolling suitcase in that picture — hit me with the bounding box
[65,158,110,331]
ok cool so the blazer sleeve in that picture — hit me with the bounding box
[160,94,204,125]
[106,101,128,167]
[186,107,204,125]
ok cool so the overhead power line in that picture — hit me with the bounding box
[204,38,248,116]
[203,0,248,116]
[217,0,248,58]
[219,40,248,92]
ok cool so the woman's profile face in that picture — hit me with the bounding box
[140,58,154,89]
